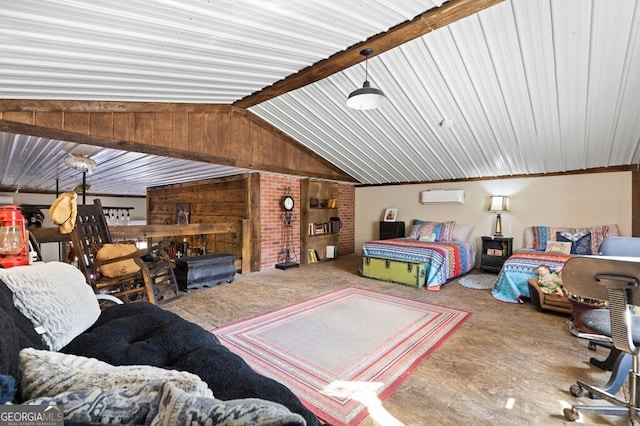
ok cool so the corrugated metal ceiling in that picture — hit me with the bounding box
[2,0,640,195]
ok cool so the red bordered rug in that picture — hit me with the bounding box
[214,287,471,425]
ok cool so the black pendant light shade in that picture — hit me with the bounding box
[346,48,387,110]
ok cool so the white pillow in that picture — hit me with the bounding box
[0,262,100,351]
[19,348,213,400]
[418,233,436,242]
[453,224,474,242]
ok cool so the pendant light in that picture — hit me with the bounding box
[346,48,387,110]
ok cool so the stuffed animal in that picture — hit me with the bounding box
[537,265,565,296]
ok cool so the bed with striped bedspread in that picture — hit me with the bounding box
[491,249,572,303]
[361,238,476,289]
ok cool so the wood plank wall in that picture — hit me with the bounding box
[147,172,260,272]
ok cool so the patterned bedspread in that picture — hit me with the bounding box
[491,249,572,303]
[361,238,476,288]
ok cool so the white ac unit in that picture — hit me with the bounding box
[420,189,465,205]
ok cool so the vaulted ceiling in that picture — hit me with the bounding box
[1,0,640,196]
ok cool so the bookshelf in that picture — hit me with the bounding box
[300,179,340,264]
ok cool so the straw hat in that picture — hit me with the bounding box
[49,192,78,234]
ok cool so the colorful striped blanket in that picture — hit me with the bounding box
[491,249,572,303]
[361,238,476,288]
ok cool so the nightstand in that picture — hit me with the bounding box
[379,221,405,240]
[480,236,513,273]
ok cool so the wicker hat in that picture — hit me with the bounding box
[49,192,78,234]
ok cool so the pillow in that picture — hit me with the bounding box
[531,226,550,251]
[19,348,213,401]
[411,220,456,242]
[418,233,437,242]
[557,231,592,255]
[453,224,474,242]
[606,224,620,237]
[25,382,305,426]
[96,243,141,278]
[406,223,423,239]
[417,223,444,241]
[0,262,100,351]
[523,227,535,249]
[545,240,572,255]
[580,225,609,254]
[438,221,456,241]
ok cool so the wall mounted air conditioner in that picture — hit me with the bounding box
[420,189,465,205]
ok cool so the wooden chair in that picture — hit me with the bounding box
[70,200,179,305]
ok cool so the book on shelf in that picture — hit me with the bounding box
[326,245,337,259]
[308,249,318,263]
[329,217,341,233]
[327,198,338,208]
[308,220,340,236]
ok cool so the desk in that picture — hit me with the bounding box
[175,253,237,291]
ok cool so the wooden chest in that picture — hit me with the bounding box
[361,256,426,288]
[175,253,237,291]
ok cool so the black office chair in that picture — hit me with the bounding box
[562,256,640,422]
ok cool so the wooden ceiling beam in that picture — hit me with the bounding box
[233,0,504,109]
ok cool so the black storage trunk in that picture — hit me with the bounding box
[175,253,237,291]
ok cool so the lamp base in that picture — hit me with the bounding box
[493,213,503,237]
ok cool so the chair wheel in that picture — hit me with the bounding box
[570,384,584,397]
[564,407,579,421]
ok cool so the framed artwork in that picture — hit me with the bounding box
[175,203,190,225]
[383,208,397,222]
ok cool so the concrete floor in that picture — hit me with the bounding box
[164,254,630,426]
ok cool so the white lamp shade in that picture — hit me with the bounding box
[346,82,387,110]
[489,195,510,212]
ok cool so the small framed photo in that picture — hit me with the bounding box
[383,208,398,222]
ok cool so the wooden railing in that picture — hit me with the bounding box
[31,219,252,273]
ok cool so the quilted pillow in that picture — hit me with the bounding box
[19,348,213,401]
[96,243,141,278]
[0,262,99,351]
[557,231,592,255]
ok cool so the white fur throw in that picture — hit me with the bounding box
[20,348,213,401]
[0,262,100,351]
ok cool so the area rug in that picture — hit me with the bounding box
[458,274,497,290]
[214,287,471,426]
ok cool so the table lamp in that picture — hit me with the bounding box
[489,196,510,237]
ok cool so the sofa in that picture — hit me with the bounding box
[0,261,319,426]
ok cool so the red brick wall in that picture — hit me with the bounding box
[260,174,301,271]
[338,184,355,256]
[260,175,355,271]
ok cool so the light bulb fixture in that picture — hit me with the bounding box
[346,48,387,110]
[64,153,97,205]
[488,195,510,237]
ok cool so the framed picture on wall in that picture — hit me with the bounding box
[175,203,191,225]
[383,208,397,222]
